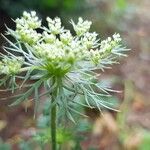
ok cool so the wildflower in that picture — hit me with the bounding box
[15,11,41,44]
[113,33,122,42]
[60,30,73,44]
[22,11,41,29]
[46,17,63,34]
[16,28,41,45]
[1,12,129,150]
[16,11,41,30]
[43,31,56,43]
[90,49,101,65]
[4,11,126,77]
[1,57,24,75]
[81,32,99,49]
[100,33,122,53]
[71,17,92,36]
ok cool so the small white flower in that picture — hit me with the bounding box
[16,11,41,30]
[17,28,41,45]
[31,11,36,17]
[107,37,112,42]
[71,17,92,36]
[100,34,122,53]
[46,17,63,34]
[1,57,24,74]
[113,33,121,42]
[90,49,101,64]
[60,30,73,44]
[23,11,30,18]
[82,32,99,49]
[43,31,56,43]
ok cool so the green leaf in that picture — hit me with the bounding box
[139,131,150,150]
[9,79,43,106]
[66,110,76,123]
[56,128,73,144]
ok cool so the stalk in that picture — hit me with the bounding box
[50,77,62,150]
[51,79,58,150]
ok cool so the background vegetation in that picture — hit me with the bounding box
[0,0,149,149]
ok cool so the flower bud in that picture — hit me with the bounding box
[71,17,92,36]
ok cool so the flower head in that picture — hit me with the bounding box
[5,11,125,76]
[0,57,24,75]
[113,33,122,42]
[15,11,41,45]
[43,31,56,43]
[46,17,63,34]
[16,11,41,30]
[100,33,122,53]
[1,11,129,120]
[16,28,41,45]
[81,32,99,49]
[71,17,92,36]
[60,30,73,44]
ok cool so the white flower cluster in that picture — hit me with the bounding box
[43,31,56,43]
[17,29,41,45]
[113,33,122,42]
[90,49,101,65]
[34,42,65,61]
[15,11,41,44]
[0,57,24,75]
[10,11,123,73]
[33,38,87,63]
[46,17,63,34]
[100,33,122,53]
[60,30,73,44]
[81,32,99,49]
[71,17,92,36]
[16,11,41,30]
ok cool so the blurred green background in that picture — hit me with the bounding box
[0,0,150,150]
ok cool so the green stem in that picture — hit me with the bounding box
[51,88,57,150]
[50,77,63,150]
[58,144,62,150]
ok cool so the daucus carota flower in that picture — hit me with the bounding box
[16,28,41,45]
[16,11,41,30]
[43,31,56,43]
[60,30,73,44]
[0,57,24,75]
[81,32,99,49]
[1,10,129,118]
[113,33,122,42]
[71,17,92,36]
[100,34,122,53]
[5,11,125,71]
[0,11,130,150]
[15,11,41,45]
[90,49,101,65]
[46,17,63,34]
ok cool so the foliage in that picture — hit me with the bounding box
[139,131,150,150]
[0,0,86,17]
[35,99,91,148]
[0,139,11,150]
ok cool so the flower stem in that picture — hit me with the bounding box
[51,84,57,150]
